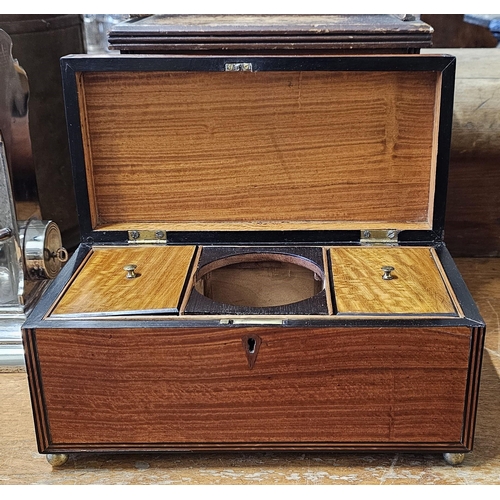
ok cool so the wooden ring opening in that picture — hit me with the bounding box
[194,253,325,308]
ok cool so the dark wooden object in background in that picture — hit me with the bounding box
[421,14,497,48]
[464,15,500,47]
[0,15,84,250]
[423,48,500,257]
[108,14,433,54]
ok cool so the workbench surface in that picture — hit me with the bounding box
[1,258,499,485]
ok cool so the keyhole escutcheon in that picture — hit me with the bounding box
[242,334,262,369]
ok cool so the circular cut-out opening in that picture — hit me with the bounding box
[194,253,324,308]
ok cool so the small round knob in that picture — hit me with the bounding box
[124,264,137,279]
[381,266,395,280]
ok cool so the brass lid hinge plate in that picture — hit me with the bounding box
[360,229,400,246]
[225,62,253,72]
[128,230,167,244]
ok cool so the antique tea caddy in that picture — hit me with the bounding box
[22,54,485,466]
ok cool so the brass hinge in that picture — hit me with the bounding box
[360,229,400,246]
[128,230,167,244]
[225,62,253,72]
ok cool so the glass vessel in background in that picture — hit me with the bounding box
[84,15,128,53]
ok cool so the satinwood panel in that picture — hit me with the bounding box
[34,326,470,446]
[78,70,439,231]
[51,246,196,316]
[330,247,456,315]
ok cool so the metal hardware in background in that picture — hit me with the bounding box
[0,33,68,368]
[0,20,85,250]
[0,28,37,203]
[1,131,26,370]
[381,265,396,280]
[0,133,66,370]
[19,219,68,280]
[0,227,13,240]
[0,133,24,314]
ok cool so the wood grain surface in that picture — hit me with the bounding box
[79,70,439,231]
[330,247,456,315]
[34,326,471,447]
[51,246,196,316]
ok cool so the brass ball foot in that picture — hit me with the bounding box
[46,453,69,467]
[443,452,465,465]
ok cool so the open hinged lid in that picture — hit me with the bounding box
[61,54,455,245]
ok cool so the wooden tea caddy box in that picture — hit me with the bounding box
[23,54,486,467]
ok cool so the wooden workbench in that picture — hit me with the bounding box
[0,258,498,485]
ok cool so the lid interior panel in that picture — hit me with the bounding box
[76,67,441,231]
